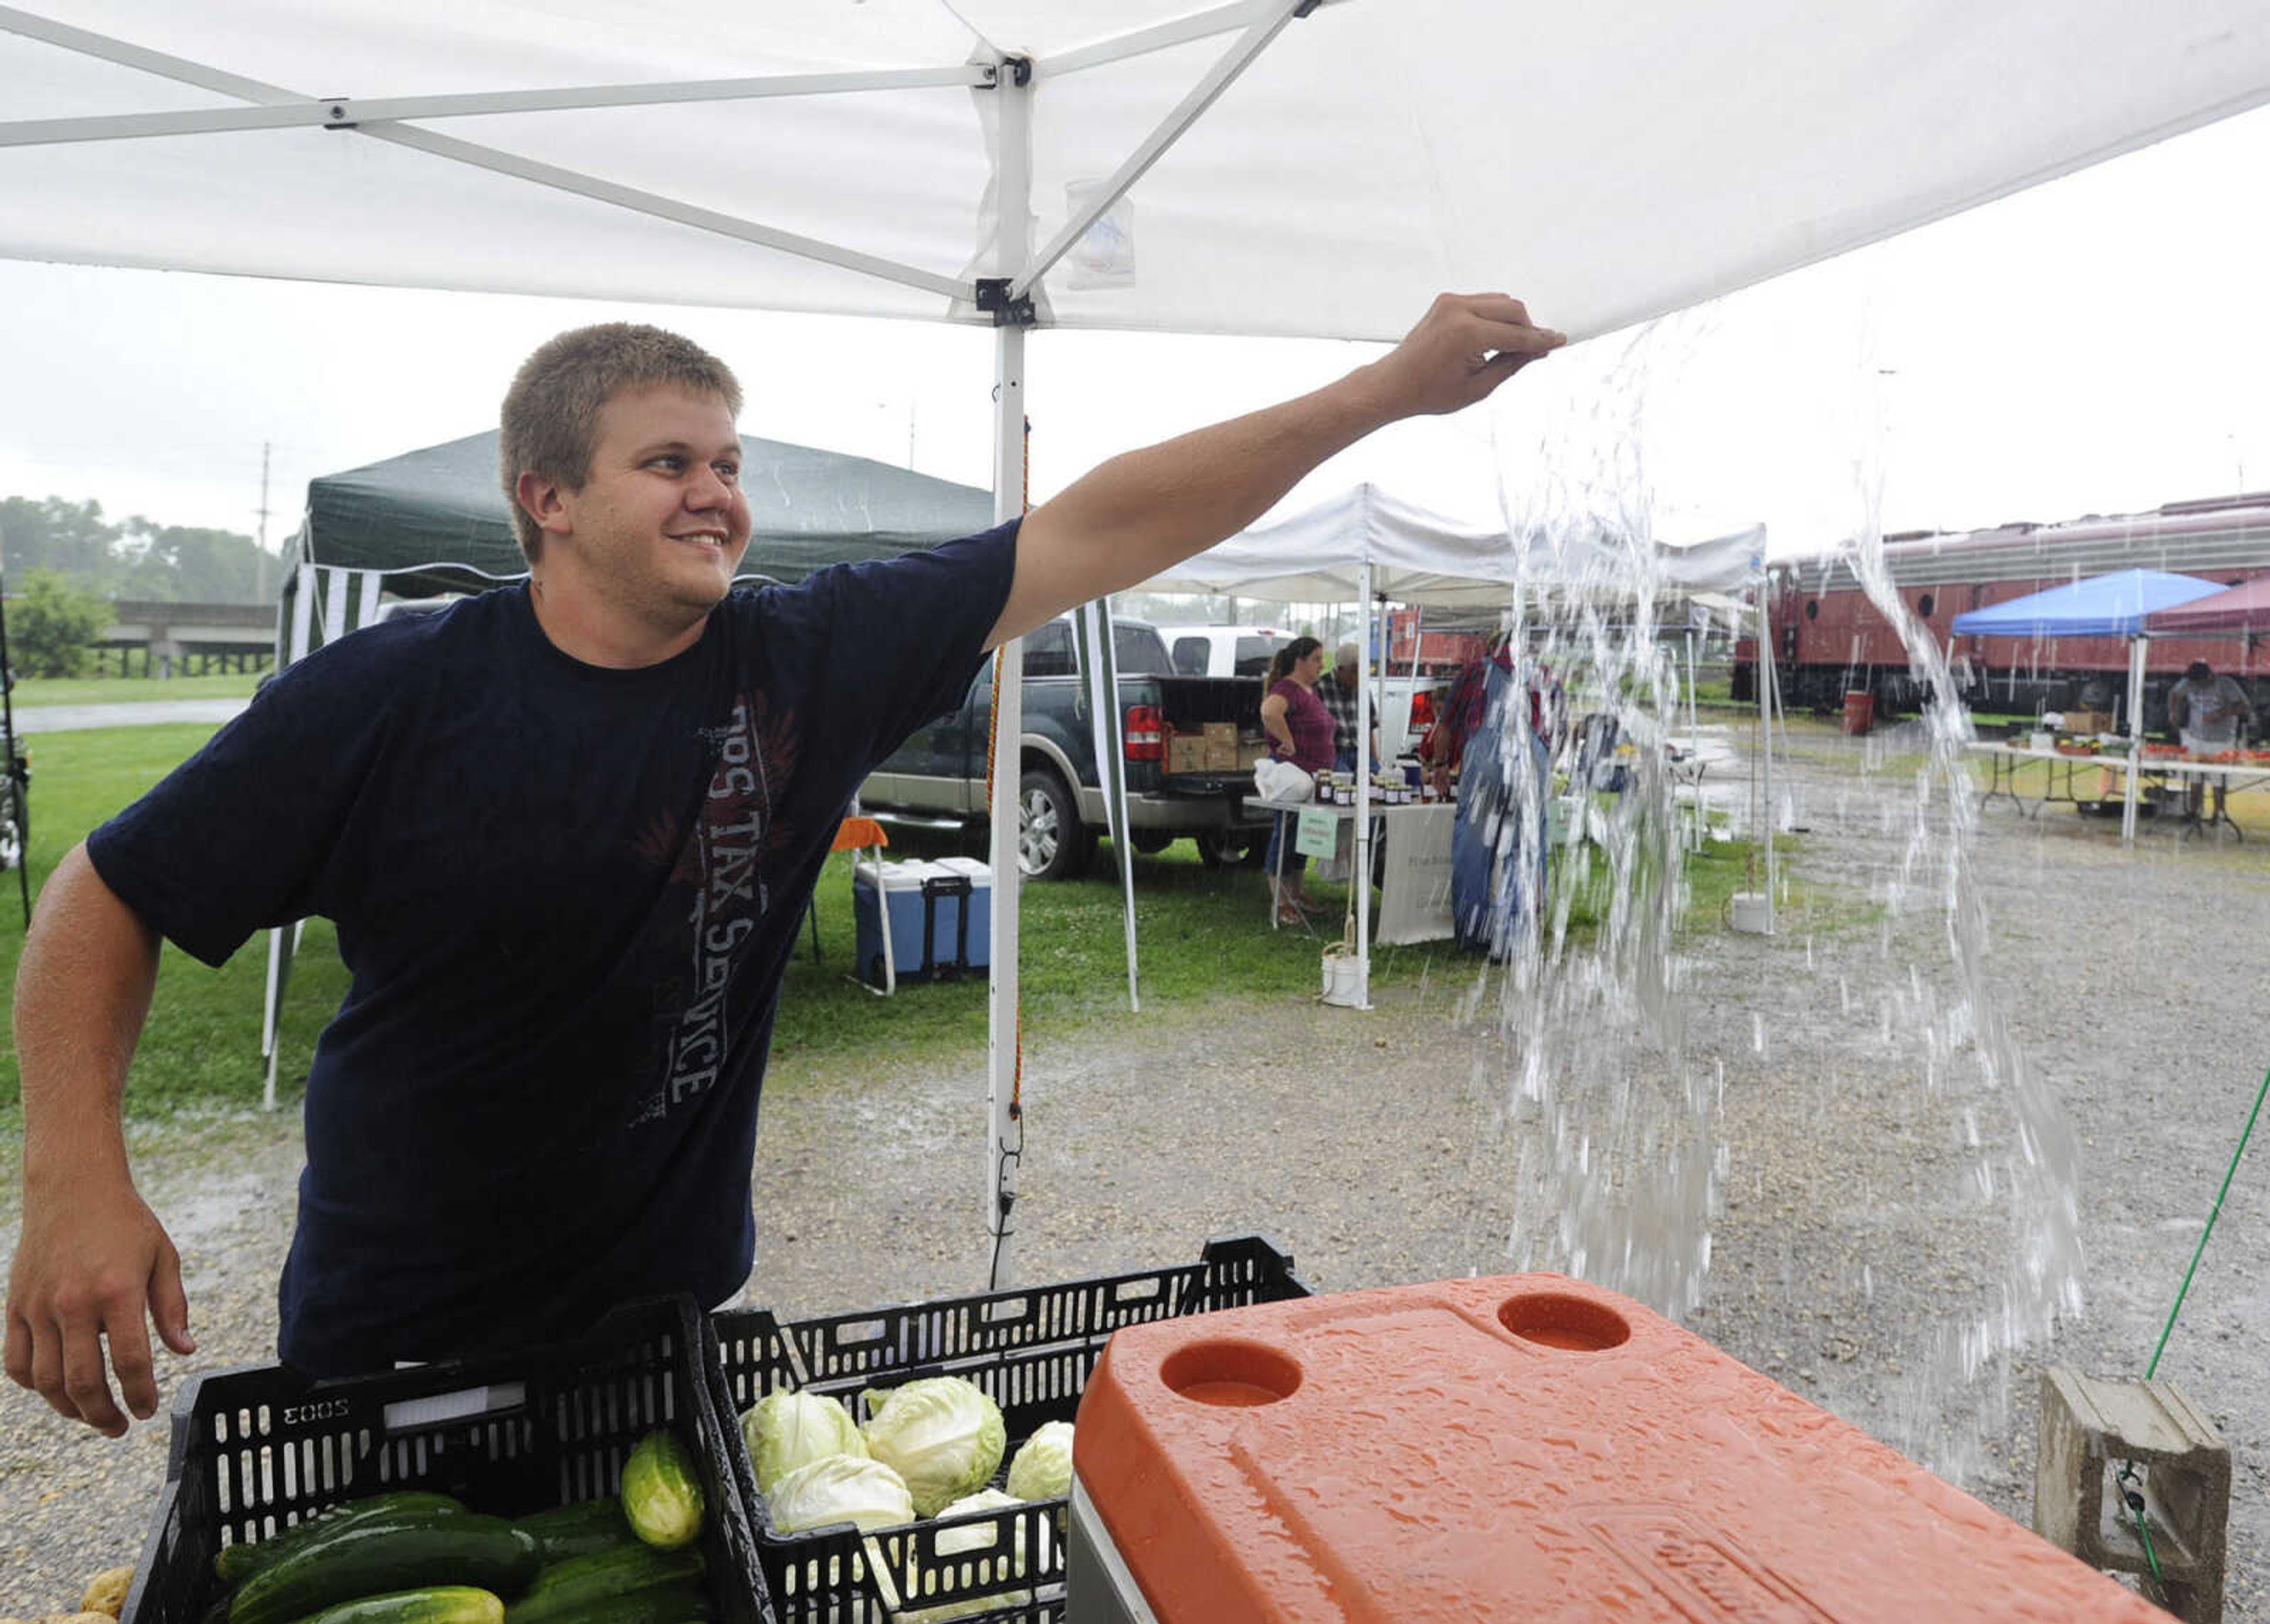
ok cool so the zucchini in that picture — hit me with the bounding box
[284,1588,504,1624]
[213,1492,469,1586]
[228,1514,540,1624]
[503,1544,705,1624]
[620,1431,704,1550]
[513,1499,637,1561]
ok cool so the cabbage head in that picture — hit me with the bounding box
[895,1490,1032,1624]
[741,1389,867,1495]
[766,1454,915,1533]
[859,1377,1007,1516]
[1004,1421,1075,1500]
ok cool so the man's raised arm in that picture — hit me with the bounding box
[987,293,1564,650]
[5,843,194,1435]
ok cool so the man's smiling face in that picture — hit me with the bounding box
[554,381,753,619]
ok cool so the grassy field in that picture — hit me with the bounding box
[8,671,267,706]
[0,725,1762,1120]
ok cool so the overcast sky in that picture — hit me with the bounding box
[4,101,2269,567]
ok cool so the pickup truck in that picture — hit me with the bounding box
[858,615,1273,879]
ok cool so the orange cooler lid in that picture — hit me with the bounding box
[1074,1274,2161,1623]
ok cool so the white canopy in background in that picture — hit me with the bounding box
[1142,485,1764,606]
[4,3,2268,345]
[1142,485,1767,1008]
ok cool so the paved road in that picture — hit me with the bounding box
[8,698,252,733]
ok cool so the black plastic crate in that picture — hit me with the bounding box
[712,1235,1308,1623]
[122,1295,770,1624]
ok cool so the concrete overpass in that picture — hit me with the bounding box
[97,599,277,677]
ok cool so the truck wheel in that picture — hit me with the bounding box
[1017,768,1092,881]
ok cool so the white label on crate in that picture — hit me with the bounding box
[382,1381,527,1431]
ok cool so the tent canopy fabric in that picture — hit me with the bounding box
[1948,568,2226,639]
[6,3,2269,345]
[2140,575,2270,635]
[295,428,995,598]
[1139,484,1763,608]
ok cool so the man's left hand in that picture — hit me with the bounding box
[1363,293,1567,420]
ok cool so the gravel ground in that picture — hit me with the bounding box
[3,717,2265,1617]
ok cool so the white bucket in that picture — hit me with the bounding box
[1729,891,1771,934]
[1321,946,1366,1008]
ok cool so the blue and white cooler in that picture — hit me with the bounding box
[852,856,993,990]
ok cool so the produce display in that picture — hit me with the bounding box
[857,1379,1007,1519]
[739,1376,1075,1617]
[738,1391,865,1497]
[191,1431,709,1624]
[618,1433,706,1553]
[0,1562,136,1624]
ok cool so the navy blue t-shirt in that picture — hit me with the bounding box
[87,523,1019,1375]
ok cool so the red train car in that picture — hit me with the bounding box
[1737,491,2270,727]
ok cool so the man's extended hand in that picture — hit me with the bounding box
[1362,292,1568,419]
[5,1173,194,1436]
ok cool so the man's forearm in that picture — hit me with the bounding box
[15,845,161,1187]
[986,292,1565,648]
[999,369,1395,645]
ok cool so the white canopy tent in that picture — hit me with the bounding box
[7,0,2269,1279]
[1144,484,1765,1006]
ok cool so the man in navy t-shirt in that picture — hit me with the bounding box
[7,293,1565,1434]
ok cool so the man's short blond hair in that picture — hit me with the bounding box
[499,323,743,563]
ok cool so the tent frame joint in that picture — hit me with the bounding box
[975,278,1039,327]
[322,100,355,130]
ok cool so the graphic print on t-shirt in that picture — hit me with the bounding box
[631,689,802,1127]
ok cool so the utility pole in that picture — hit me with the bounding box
[254,441,272,602]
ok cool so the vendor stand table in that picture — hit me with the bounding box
[1245,795,1456,943]
[1969,742,2270,839]
[1969,742,2119,819]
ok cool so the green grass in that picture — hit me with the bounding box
[0,727,1768,1122]
[9,671,265,706]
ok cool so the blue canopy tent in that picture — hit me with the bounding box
[1952,568,2225,842]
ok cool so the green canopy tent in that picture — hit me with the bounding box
[262,428,997,1100]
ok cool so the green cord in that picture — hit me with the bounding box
[2146,1061,2270,1381]
[2119,1059,2269,1604]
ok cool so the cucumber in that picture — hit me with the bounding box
[503,1543,705,1624]
[213,1492,470,1586]
[284,1587,505,1624]
[507,1583,708,1624]
[513,1499,637,1561]
[228,1514,540,1624]
[620,1431,704,1550]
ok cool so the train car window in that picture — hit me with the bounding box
[1805,600,1818,621]
[1917,592,1936,618]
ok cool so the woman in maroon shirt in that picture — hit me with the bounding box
[1259,636,1334,924]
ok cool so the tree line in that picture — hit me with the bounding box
[1,495,274,677]
[0,495,271,603]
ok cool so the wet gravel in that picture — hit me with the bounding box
[2,717,2265,1617]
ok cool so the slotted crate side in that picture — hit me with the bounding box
[728,1235,1306,1401]
[715,1237,1308,1624]
[121,1297,770,1624]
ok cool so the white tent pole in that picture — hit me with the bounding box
[983,54,1033,1291]
[1011,0,1312,299]
[0,66,996,148]
[1042,1,1292,77]
[2122,634,2147,845]
[1076,597,1142,1011]
[1354,560,1374,1008]
[1757,582,1778,934]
